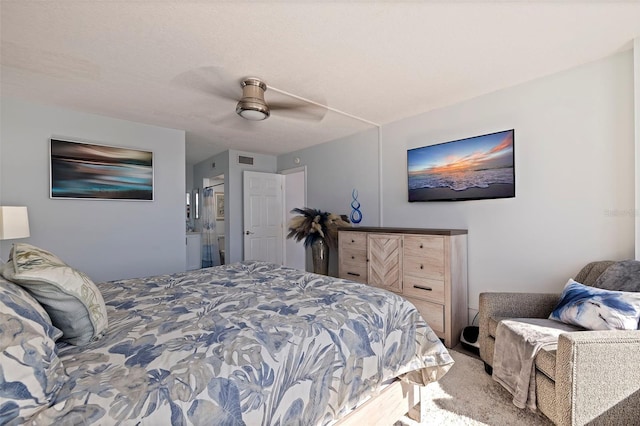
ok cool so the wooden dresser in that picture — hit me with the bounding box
[338,227,468,348]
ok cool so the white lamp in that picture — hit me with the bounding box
[0,206,30,240]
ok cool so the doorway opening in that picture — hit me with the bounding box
[202,174,225,266]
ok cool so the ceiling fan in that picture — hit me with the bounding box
[172,68,327,123]
[235,77,324,122]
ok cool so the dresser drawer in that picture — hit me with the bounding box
[404,254,444,280]
[339,231,367,251]
[339,262,368,283]
[403,275,445,304]
[403,235,443,254]
[341,248,367,265]
[404,236,445,281]
[406,297,444,334]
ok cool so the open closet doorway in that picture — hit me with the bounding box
[202,174,226,267]
[282,167,306,271]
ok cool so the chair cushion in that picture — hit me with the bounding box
[593,260,640,292]
[574,261,616,287]
[488,316,584,382]
[536,372,559,424]
[534,347,557,380]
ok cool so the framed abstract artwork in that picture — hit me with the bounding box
[50,138,153,200]
[215,192,224,220]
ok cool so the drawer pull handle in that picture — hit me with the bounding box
[413,285,432,291]
[347,272,361,277]
[351,256,355,259]
[351,239,355,243]
[420,264,424,270]
[420,244,423,248]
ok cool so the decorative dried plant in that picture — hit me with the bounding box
[287,207,350,248]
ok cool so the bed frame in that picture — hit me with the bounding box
[335,381,426,425]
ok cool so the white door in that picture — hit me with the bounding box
[243,171,284,263]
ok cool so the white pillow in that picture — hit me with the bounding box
[549,279,640,330]
[1,243,108,345]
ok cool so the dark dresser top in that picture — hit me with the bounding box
[337,227,467,235]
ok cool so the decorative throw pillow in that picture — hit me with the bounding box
[1,243,108,346]
[0,276,67,423]
[549,279,640,330]
[593,260,640,292]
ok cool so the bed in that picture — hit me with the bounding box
[0,243,453,425]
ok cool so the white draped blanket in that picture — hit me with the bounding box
[492,318,578,410]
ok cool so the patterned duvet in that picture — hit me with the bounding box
[36,261,453,425]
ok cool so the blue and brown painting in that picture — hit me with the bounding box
[407,129,515,202]
[50,139,153,200]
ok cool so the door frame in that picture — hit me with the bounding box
[280,166,307,270]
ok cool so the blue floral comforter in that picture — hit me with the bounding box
[36,261,453,425]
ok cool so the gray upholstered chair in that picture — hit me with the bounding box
[479,261,640,425]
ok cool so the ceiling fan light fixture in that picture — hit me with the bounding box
[236,101,270,120]
[236,78,270,121]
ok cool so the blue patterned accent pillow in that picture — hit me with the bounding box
[549,279,640,330]
[0,276,67,424]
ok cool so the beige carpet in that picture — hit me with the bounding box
[397,350,553,425]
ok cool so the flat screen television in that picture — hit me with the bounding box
[407,129,515,202]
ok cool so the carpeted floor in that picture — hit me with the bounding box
[397,350,553,425]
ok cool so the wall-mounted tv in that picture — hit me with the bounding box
[407,129,515,202]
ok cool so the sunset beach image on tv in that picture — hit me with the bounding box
[407,129,515,202]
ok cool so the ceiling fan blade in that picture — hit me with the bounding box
[269,101,327,122]
[210,111,236,125]
[211,111,261,131]
[171,66,238,101]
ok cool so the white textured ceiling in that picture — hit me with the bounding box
[2,1,640,164]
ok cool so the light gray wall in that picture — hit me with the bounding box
[193,149,277,264]
[284,169,306,270]
[278,127,380,275]
[384,50,635,315]
[635,38,640,258]
[0,97,186,282]
[279,50,635,316]
[186,164,194,195]
[278,127,380,223]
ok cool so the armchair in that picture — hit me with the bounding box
[479,261,640,425]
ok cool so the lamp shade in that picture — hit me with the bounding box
[0,206,30,240]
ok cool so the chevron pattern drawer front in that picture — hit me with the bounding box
[337,227,468,348]
[368,234,402,293]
